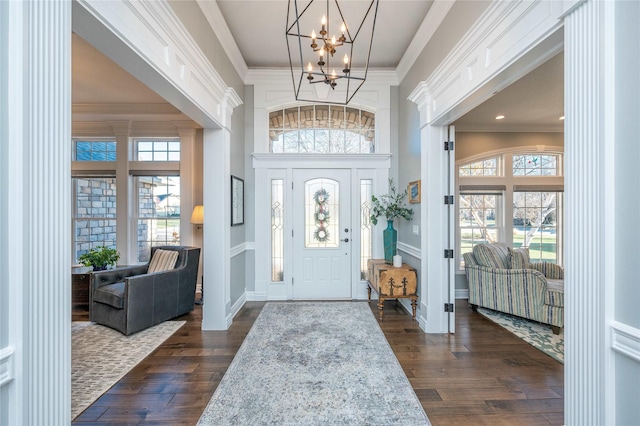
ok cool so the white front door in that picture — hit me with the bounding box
[292,169,351,299]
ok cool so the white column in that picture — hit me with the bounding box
[202,127,231,329]
[110,121,132,263]
[176,125,197,247]
[177,125,203,295]
[409,86,451,333]
[4,1,71,424]
[420,124,450,333]
[564,0,614,424]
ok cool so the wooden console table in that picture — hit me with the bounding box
[72,266,92,307]
[366,259,418,321]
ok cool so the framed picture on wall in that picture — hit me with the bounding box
[408,180,421,204]
[231,175,244,226]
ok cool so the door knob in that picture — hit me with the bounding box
[341,238,350,243]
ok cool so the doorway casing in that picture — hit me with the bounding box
[252,154,391,302]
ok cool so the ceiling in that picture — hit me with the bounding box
[72,0,564,132]
[216,0,433,69]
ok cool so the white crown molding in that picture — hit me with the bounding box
[611,321,640,364]
[72,120,200,137]
[73,103,181,115]
[73,103,195,126]
[197,0,249,82]
[74,0,242,129]
[396,0,455,83]
[408,0,566,126]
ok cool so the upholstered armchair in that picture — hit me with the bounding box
[463,243,564,334]
[90,245,200,335]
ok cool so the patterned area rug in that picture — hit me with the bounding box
[478,307,564,363]
[71,320,185,419]
[198,302,430,425]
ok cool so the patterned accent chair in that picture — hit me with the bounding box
[90,246,200,335]
[463,243,564,334]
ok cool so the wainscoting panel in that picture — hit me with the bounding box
[0,347,14,389]
[611,321,640,364]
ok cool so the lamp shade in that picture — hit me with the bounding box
[190,205,204,225]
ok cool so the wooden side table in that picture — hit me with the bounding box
[366,259,418,321]
[72,266,92,307]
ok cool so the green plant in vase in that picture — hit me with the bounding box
[78,246,120,271]
[371,179,414,263]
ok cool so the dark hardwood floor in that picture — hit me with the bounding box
[72,299,564,425]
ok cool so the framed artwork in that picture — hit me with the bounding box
[231,175,244,226]
[408,180,421,204]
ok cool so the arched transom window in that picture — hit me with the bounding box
[269,105,375,153]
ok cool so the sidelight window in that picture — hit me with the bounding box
[271,179,284,282]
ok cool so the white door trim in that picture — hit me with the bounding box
[253,156,390,301]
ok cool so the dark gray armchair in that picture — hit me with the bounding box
[89,245,200,335]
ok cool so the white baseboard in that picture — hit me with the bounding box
[245,291,267,301]
[226,294,246,327]
[455,289,469,299]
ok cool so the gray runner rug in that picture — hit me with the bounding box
[198,302,430,425]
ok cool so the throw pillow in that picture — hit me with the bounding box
[472,243,510,269]
[147,249,179,273]
[510,247,531,269]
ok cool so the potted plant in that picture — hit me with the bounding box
[371,179,414,263]
[78,246,120,271]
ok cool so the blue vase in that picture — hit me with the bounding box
[383,219,397,263]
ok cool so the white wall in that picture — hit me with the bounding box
[455,132,564,161]
[612,1,640,423]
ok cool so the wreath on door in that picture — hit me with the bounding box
[312,188,330,242]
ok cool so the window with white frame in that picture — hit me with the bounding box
[72,177,117,263]
[458,156,501,176]
[360,179,373,279]
[459,191,503,268]
[513,154,558,176]
[135,139,180,161]
[268,105,375,153]
[74,139,117,161]
[513,190,562,263]
[457,150,563,269]
[73,133,185,265]
[271,179,284,282]
[135,175,181,262]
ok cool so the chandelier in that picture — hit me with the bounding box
[286,0,380,105]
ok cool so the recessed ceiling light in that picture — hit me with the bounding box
[495,115,505,120]
[559,116,565,120]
